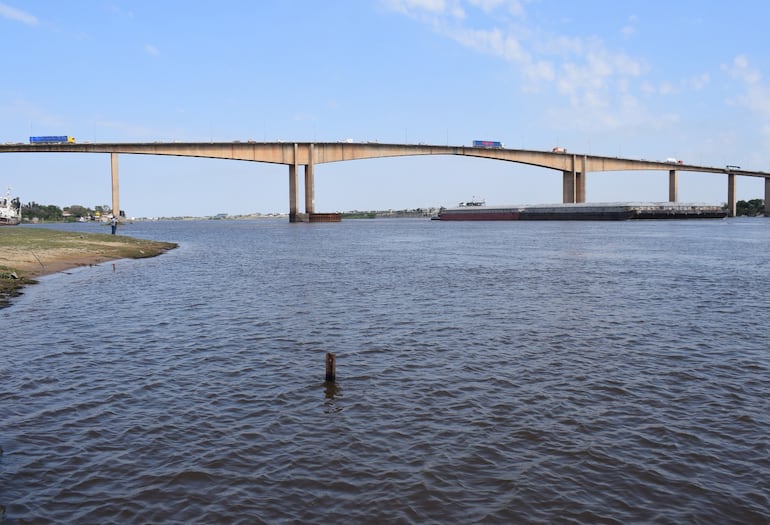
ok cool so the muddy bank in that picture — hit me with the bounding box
[0,227,177,308]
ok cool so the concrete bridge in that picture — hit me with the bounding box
[2,141,769,220]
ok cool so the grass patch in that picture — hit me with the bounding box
[0,227,177,308]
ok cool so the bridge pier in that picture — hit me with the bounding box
[111,153,120,220]
[305,144,315,214]
[563,155,586,203]
[727,172,736,217]
[288,143,316,222]
[576,171,585,202]
[562,170,574,203]
[669,169,678,202]
[289,147,299,222]
[562,171,585,203]
[766,178,770,217]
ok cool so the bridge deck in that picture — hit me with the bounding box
[2,141,767,178]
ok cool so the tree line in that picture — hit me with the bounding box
[734,199,765,216]
[22,203,113,222]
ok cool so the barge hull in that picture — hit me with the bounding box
[436,203,727,221]
[519,210,634,221]
[439,211,520,220]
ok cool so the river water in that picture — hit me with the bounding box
[1,218,769,523]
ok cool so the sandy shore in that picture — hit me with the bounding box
[0,228,177,307]
[1,247,126,278]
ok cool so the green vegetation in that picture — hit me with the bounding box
[342,211,377,219]
[23,202,64,221]
[22,202,114,222]
[735,199,765,216]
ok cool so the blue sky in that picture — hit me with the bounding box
[1,0,769,217]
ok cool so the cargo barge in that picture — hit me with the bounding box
[435,202,728,221]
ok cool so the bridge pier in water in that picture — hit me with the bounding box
[669,170,678,202]
[111,153,120,220]
[727,173,737,217]
[562,154,586,203]
[562,170,586,203]
[305,144,315,216]
[288,164,316,223]
[766,178,770,217]
[288,143,316,222]
[288,143,339,222]
[562,154,586,204]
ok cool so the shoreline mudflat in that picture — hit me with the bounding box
[1,227,177,307]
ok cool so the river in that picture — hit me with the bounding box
[1,218,768,523]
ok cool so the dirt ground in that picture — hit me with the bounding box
[0,245,118,278]
[0,228,177,307]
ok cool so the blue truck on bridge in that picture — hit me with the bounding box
[473,140,503,149]
[29,136,76,144]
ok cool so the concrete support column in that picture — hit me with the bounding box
[765,178,770,217]
[563,170,575,203]
[576,172,585,203]
[305,143,315,214]
[564,154,578,203]
[727,173,736,217]
[669,169,678,202]
[289,144,299,222]
[577,155,587,203]
[110,153,120,218]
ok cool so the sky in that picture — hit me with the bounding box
[1,0,770,217]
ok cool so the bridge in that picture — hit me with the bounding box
[2,141,769,220]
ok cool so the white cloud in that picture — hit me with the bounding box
[108,4,134,19]
[383,0,737,134]
[384,0,644,102]
[621,15,638,39]
[144,44,160,56]
[450,26,527,62]
[0,2,38,25]
[383,0,462,18]
[689,73,710,91]
[468,0,505,14]
[658,81,675,96]
[725,55,770,117]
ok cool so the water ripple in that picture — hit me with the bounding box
[1,219,769,523]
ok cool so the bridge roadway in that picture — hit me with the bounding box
[2,141,769,220]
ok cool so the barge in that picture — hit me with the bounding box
[436,202,728,221]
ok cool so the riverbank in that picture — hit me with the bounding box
[0,227,177,308]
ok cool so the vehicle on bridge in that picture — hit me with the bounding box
[473,140,504,149]
[552,147,568,153]
[29,135,76,144]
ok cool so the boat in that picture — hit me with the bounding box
[0,188,21,225]
[458,197,486,207]
[439,204,520,220]
[435,202,728,221]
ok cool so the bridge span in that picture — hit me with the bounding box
[1,141,768,220]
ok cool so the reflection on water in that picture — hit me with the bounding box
[1,218,769,523]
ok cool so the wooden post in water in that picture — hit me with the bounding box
[325,352,336,382]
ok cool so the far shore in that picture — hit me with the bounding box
[1,227,177,308]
